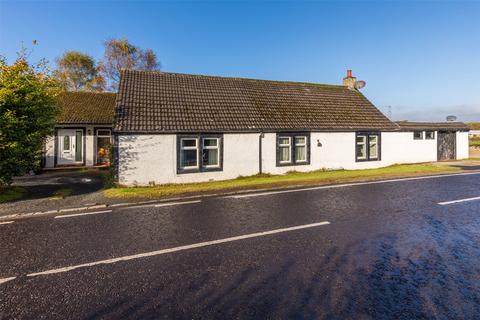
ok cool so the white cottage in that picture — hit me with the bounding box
[113,69,469,186]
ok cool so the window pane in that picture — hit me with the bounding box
[279,146,290,162]
[63,136,70,151]
[181,149,197,168]
[203,138,217,147]
[97,137,111,163]
[203,148,219,166]
[369,136,378,159]
[97,130,111,137]
[414,131,423,139]
[295,137,305,145]
[356,136,366,159]
[426,131,434,139]
[182,139,197,148]
[295,146,306,161]
[279,137,290,145]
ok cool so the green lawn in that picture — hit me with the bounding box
[470,138,480,147]
[0,186,25,203]
[105,163,461,199]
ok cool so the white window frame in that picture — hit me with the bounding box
[180,138,199,170]
[294,136,307,163]
[278,136,292,164]
[356,135,367,160]
[202,137,220,168]
[368,135,379,160]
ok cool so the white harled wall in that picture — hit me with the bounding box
[117,131,470,186]
[456,131,469,160]
[117,134,259,186]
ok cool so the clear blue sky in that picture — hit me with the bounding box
[1,1,479,121]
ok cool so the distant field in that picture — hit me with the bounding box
[468,122,480,130]
[471,137,480,147]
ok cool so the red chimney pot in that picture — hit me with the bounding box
[347,70,352,78]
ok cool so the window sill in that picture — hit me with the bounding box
[355,158,381,162]
[276,162,310,167]
[177,167,223,174]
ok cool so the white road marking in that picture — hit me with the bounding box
[25,221,330,278]
[154,200,201,207]
[54,210,113,219]
[0,277,16,285]
[438,196,480,206]
[227,172,480,199]
[0,221,14,225]
[118,199,202,210]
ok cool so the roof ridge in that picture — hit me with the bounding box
[120,69,346,89]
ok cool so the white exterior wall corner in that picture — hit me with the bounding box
[456,131,469,160]
[117,133,260,186]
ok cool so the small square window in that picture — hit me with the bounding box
[356,133,380,161]
[177,135,223,173]
[276,134,310,166]
[413,131,424,140]
[425,131,435,140]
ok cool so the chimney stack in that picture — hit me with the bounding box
[343,69,356,89]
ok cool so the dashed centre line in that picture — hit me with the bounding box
[54,210,113,219]
[0,221,330,282]
[154,200,201,208]
[438,196,480,206]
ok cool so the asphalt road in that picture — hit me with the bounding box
[1,172,480,319]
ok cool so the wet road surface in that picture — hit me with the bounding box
[1,172,480,319]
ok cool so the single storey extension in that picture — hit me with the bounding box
[113,70,469,186]
[43,92,116,168]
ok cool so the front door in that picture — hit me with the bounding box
[57,129,83,165]
[437,131,456,161]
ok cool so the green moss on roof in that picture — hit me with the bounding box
[56,92,116,125]
[115,69,397,133]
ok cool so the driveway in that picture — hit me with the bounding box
[0,170,108,216]
[1,172,480,319]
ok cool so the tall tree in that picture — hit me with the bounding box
[99,38,160,90]
[55,51,105,92]
[0,54,60,185]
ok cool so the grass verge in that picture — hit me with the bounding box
[0,186,25,203]
[49,188,73,200]
[105,163,462,200]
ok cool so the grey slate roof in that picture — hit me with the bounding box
[395,121,469,131]
[114,70,398,133]
[56,92,116,125]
